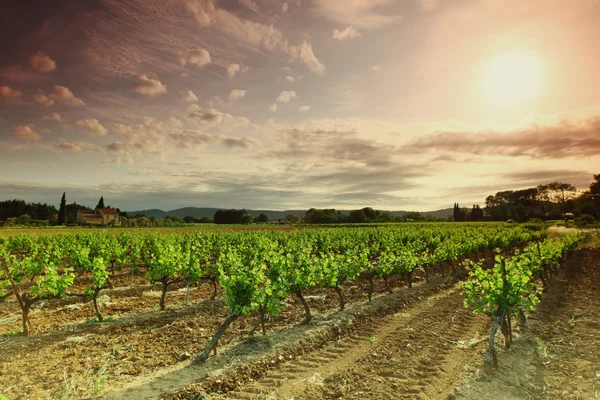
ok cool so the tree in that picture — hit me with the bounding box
[15,214,31,226]
[256,213,269,223]
[453,203,466,222]
[95,196,105,210]
[58,193,67,225]
[214,209,252,224]
[403,211,423,221]
[361,207,377,221]
[285,214,298,224]
[471,205,484,221]
[546,182,576,209]
[350,209,367,223]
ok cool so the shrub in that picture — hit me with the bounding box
[575,214,595,227]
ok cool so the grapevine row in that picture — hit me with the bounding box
[462,231,586,367]
[0,224,544,359]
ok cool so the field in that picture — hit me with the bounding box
[0,224,597,400]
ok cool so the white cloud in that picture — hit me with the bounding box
[227,63,249,78]
[170,130,259,150]
[54,138,104,153]
[181,48,212,68]
[269,103,278,112]
[285,76,295,82]
[0,86,23,103]
[167,117,184,129]
[12,125,41,142]
[228,89,246,102]
[32,86,85,107]
[298,105,311,111]
[48,85,86,106]
[187,108,250,131]
[133,76,167,97]
[29,52,57,72]
[333,26,362,40]
[311,0,400,28]
[184,0,286,51]
[282,2,289,13]
[43,112,66,123]
[32,90,54,106]
[239,0,260,12]
[289,41,326,75]
[277,90,297,103]
[188,103,202,113]
[76,118,108,137]
[181,90,198,103]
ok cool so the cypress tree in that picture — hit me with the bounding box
[96,196,105,210]
[58,192,67,225]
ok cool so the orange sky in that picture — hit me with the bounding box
[1,0,599,211]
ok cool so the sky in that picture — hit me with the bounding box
[1,0,599,212]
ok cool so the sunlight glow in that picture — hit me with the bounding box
[481,52,543,108]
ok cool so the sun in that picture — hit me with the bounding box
[481,52,543,108]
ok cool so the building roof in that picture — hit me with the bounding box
[98,208,119,215]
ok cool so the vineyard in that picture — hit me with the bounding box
[0,223,592,399]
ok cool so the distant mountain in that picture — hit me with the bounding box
[125,207,454,220]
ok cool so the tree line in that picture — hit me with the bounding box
[477,175,600,223]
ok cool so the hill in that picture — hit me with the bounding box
[125,207,454,220]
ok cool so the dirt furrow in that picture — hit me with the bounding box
[205,284,489,400]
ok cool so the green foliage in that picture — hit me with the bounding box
[462,232,585,319]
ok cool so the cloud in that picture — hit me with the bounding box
[222,136,259,149]
[53,138,104,153]
[289,41,326,75]
[183,0,324,74]
[228,89,246,102]
[28,52,57,72]
[298,105,311,111]
[372,65,381,71]
[239,0,260,12]
[0,86,23,103]
[76,118,108,137]
[269,103,278,112]
[282,2,288,13]
[401,114,600,159]
[48,85,86,106]
[187,108,250,130]
[43,112,66,123]
[276,90,297,103]
[503,169,593,189]
[332,26,362,40]
[285,76,295,82]
[183,0,286,51]
[181,90,198,103]
[311,0,401,28]
[227,63,249,78]
[188,103,202,113]
[133,76,167,97]
[11,125,41,142]
[181,48,212,68]
[32,90,54,106]
[418,0,440,12]
[112,117,175,157]
[170,130,220,148]
[169,130,259,150]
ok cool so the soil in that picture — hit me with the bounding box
[2,247,599,400]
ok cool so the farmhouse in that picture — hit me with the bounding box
[77,208,119,225]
